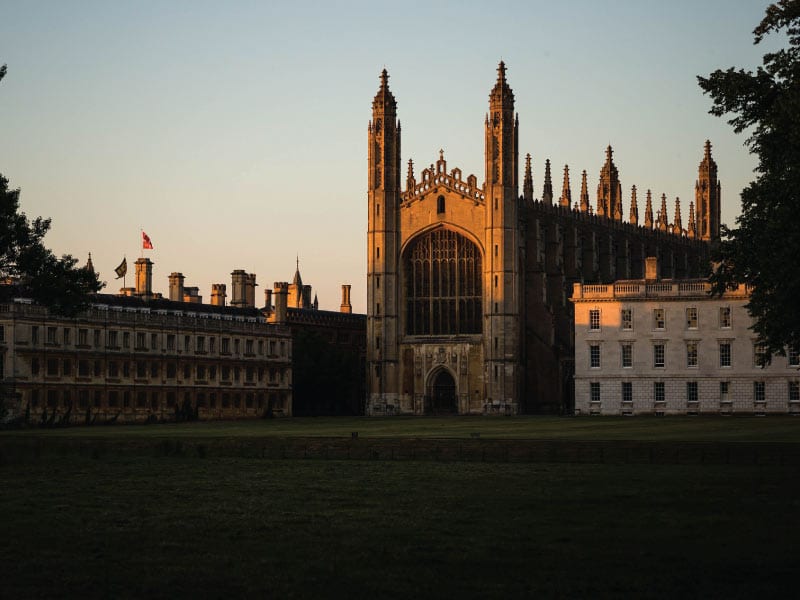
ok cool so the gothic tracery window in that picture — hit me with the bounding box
[405,229,482,335]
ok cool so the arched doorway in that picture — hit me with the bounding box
[428,369,457,414]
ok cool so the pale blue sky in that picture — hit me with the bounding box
[0,1,776,312]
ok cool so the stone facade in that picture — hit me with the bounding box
[0,295,293,424]
[572,271,800,415]
[366,63,714,415]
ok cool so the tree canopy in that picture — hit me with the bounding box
[698,0,800,358]
[1,65,103,315]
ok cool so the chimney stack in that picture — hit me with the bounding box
[264,288,273,310]
[645,256,660,282]
[135,258,154,300]
[340,284,352,314]
[231,270,247,307]
[168,272,185,302]
[246,273,257,308]
[211,284,227,307]
[183,287,202,304]
[273,282,288,324]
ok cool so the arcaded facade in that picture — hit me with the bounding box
[367,64,717,415]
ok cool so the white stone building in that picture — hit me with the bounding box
[571,259,800,415]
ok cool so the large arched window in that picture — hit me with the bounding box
[405,229,482,335]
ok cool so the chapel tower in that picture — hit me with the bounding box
[597,145,623,220]
[484,61,522,410]
[367,69,401,407]
[695,140,721,241]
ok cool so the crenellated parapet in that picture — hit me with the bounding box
[401,150,484,203]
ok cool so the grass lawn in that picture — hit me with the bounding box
[2,453,798,599]
[5,414,800,442]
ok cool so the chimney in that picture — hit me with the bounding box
[168,272,185,302]
[183,287,202,304]
[230,270,247,307]
[645,256,660,282]
[264,288,273,310]
[211,284,226,307]
[246,273,257,308]
[273,282,288,324]
[340,284,352,314]
[135,258,153,299]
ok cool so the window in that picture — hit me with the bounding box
[686,307,698,329]
[654,381,665,403]
[653,309,665,330]
[78,360,89,377]
[62,359,71,376]
[621,344,632,368]
[123,361,130,377]
[93,329,101,347]
[405,228,482,335]
[589,309,600,331]
[621,382,632,403]
[258,340,264,355]
[590,382,600,403]
[78,328,88,346]
[150,333,158,350]
[590,345,601,368]
[166,363,177,379]
[621,308,632,330]
[47,327,57,344]
[47,359,59,376]
[720,381,730,402]
[788,345,799,367]
[686,342,698,368]
[93,360,101,377]
[197,365,206,380]
[222,338,230,354]
[197,336,205,352]
[753,342,768,368]
[436,195,445,214]
[210,337,216,353]
[245,340,254,355]
[754,381,766,402]
[184,336,191,352]
[137,361,147,378]
[183,365,191,380]
[719,306,731,328]
[123,331,130,348]
[687,381,698,403]
[234,339,240,355]
[107,330,118,348]
[653,344,665,368]
[150,362,159,378]
[167,335,176,351]
[63,328,71,345]
[108,361,119,377]
[720,342,731,367]
[31,326,39,345]
[31,358,39,376]
[789,381,800,402]
[136,332,146,350]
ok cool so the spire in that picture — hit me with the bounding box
[406,158,415,190]
[597,144,622,220]
[489,60,514,109]
[559,165,571,208]
[687,200,697,238]
[542,159,553,205]
[85,252,95,274]
[658,193,669,231]
[673,198,683,234]
[696,139,721,241]
[523,153,533,202]
[629,185,639,226]
[372,68,397,111]
[293,256,303,287]
[644,189,654,229]
[579,170,590,213]
[313,293,319,310]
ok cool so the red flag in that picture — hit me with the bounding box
[142,231,153,250]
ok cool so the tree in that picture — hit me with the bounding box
[698,0,800,359]
[1,65,103,315]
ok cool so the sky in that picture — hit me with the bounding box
[0,1,781,313]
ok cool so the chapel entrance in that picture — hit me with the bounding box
[428,369,457,414]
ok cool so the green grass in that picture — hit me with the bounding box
[2,454,798,599]
[5,414,800,442]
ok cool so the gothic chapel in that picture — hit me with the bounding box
[367,63,717,415]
